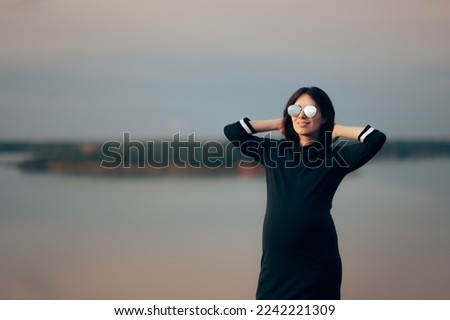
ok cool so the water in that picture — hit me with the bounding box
[0,158,449,299]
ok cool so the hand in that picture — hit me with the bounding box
[278,118,285,136]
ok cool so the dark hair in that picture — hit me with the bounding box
[283,86,335,149]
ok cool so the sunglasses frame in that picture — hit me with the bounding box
[287,104,318,118]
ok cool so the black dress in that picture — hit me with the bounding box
[224,118,386,300]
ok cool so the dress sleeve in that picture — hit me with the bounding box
[223,117,267,164]
[336,125,386,173]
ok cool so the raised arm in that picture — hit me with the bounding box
[248,118,284,133]
[223,117,283,164]
[332,124,386,172]
[224,117,283,142]
[332,124,367,141]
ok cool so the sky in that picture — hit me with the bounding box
[1,0,450,141]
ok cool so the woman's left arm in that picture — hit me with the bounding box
[332,123,387,172]
[332,124,367,141]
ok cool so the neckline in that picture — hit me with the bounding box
[296,140,323,150]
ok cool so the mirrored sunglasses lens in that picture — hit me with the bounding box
[304,105,317,118]
[288,105,301,117]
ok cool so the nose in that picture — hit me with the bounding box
[299,109,307,119]
[291,110,306,119]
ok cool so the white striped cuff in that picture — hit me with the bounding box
[239,118,256,134]
[358,125,375,142]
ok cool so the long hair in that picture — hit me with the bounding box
[282,86,335,149]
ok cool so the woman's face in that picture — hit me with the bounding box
[291,93,325,139]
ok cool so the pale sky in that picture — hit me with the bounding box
[1,0,450,140]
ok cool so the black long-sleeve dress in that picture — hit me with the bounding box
[224,118,386,300]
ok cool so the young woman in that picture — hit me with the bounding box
[224,86,386,299]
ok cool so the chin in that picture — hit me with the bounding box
[295,128,317,136]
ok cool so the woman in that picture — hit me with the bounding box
[224,86,386,299]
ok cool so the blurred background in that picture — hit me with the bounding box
[1,0,449,299]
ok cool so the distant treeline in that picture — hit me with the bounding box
[0,139,449,175]
[1,139,450,159]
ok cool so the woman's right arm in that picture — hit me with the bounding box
[224,117,283,142]
[223,117,283,162]
[248,118,284,133]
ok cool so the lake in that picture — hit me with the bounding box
[0,157,449,299]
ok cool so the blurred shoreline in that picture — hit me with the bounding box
[0,139,449,176]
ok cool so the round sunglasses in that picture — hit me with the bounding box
[287,104,318,118]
